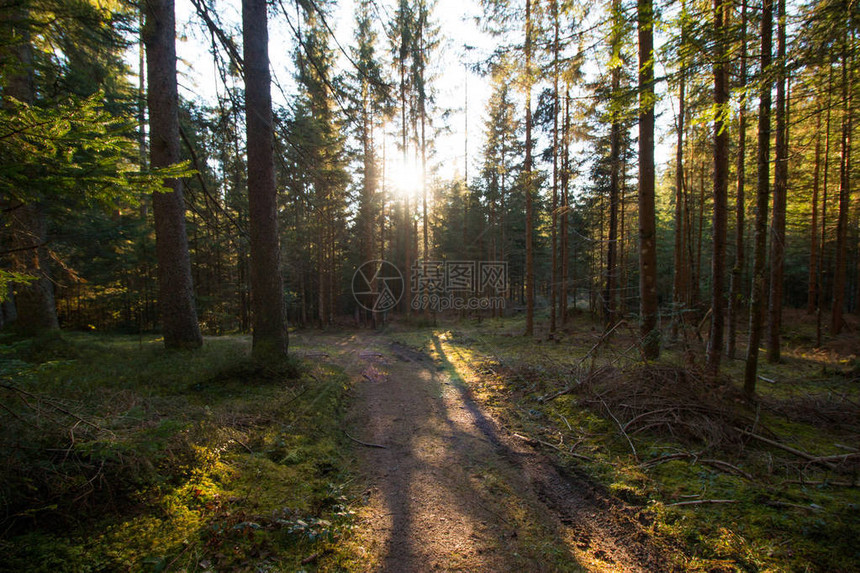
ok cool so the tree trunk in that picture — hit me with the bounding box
[695,164,705,308]
[550,0,560,333]
[421,54,430,321]
[399,37,412,317]
[808,113,821,315]
[832,39,852,335]
[138,5,149,219]
[606,0,622,329]
[638,0,659,359]
[606,101,620,328]
[243,0,288,357]
[817,62,833,348]
[7,203,59,335]
[144,0,202,349]
[766,0,788,363]
[726,0,747,359]
[708,0,729,375]
[524,0,535,336]
[743,0,773,397]
[672,2,686,339]
[561,90,570,324]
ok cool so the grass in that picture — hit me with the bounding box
[392,312,860,573]
[0,331,357,572]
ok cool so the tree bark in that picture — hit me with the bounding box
[561,90,570,324]
[672,1,686,340]
[243,0,288,357]
[144,0,202,349]
[808,113,821,315]
[816,62,833,348]
[726,0,747,359]
[766,0,788,363]
[744,0,773,397]
[550,0,560,333]
[606,0,622,329]
[606,89,620,329]
[524,0,535,336]
[832,38,852,335]
[708,0,729,375]
[638,0,659,359]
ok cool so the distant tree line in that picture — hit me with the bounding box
[1,0,857,390]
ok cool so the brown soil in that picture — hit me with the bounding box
[327,330,678,572]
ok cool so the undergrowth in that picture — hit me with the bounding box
[0,332,356,572]
[427,315,859,573]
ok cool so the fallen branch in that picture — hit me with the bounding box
[696,308,713,340]
[668,499,737,507]
[301,551,324,565]
[0,382,104,431]
[599,395,638,461]
[782,479,858,487]
[558,413,572,431]
[623,408,677,432]
[230,438,253,454]
[640,452,695,468]
[539,385,576,403]
[639,452,754,480]
[765,501,823,512]
[701,459,754,481]
[512,432,593,462]
[578,320,627,368]
[806,452,860,464]
[345,431,387,449]
[735,427,838,470]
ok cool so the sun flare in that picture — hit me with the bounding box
[388,157,424,199]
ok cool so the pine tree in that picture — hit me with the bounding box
[744,0,774,397]
[351,0,391,325]
[144,0,203,349]
[1,0,58,335]
[243,0,287,357]
[524,0,535,336]
[766,0,788,362]
[707,0,730,374]
[638,0,659,359]
[727,0,748,359]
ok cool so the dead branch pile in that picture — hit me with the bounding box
[576,364,757,450]
[762,393,860,434]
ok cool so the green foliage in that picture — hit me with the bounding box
[0,270,33,301]
[0,95,194,211]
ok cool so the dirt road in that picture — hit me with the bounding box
[329,330,673,572]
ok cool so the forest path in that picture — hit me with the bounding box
[313,329,672,572]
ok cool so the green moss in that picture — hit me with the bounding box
[0,333,356,572]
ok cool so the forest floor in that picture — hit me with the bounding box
[0,312,857,572]
[320,312,859,572]
[326,329,669,572]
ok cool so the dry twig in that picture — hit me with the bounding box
[345,431,387,449]
[512,432,593,462]
[668,499,737,507]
